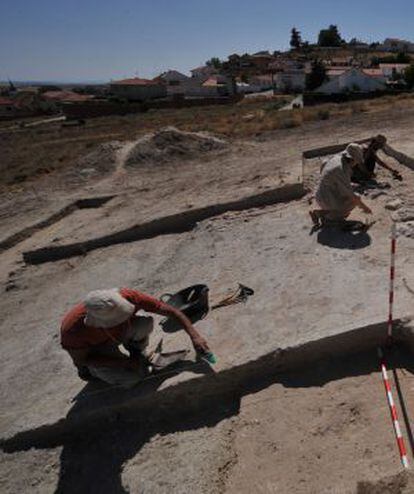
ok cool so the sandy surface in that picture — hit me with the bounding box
[226,350,412,494]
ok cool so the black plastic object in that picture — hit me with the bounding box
[160,284,209,333]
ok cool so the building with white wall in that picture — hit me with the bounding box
[274,68,306,93]
[316,68,386,94]
[379,64,410,79]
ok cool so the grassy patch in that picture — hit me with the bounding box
[2,92,414,190]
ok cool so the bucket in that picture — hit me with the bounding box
[160,284,209,333]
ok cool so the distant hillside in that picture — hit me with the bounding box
[0,80,107,87]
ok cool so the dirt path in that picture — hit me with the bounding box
[109,140,136,185]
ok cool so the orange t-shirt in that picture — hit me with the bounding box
[60,288,166,350]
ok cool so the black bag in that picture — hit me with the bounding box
[160,284,209,333]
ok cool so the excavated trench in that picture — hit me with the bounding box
[2,321,414,494]
[1,317,413,452]
[302,139,414,174]
[22,183,304,265]
[18,140,414,266]
[0,195,115,253]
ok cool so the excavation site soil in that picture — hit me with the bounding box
[2,102,414,493]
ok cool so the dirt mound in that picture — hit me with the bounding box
[65,141,122,183]
[126,127,227,167]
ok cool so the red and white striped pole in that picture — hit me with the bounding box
[378,222,409,469]
[388,222,397,341]
[378,347,409,468]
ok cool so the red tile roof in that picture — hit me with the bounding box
[0,97,14,106]
[42,91,92,102]
[111,77,159,86]
[202,76,227,87]
[362,69,384,77]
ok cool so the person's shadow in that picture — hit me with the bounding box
[1,359,216,494]
[316,223,372,250]
[3,346,413,494]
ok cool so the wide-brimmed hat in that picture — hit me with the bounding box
[84,288,135,328]
[344,143,364,165]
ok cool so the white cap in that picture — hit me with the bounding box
[344,143,364,165]
[84,288,135,328]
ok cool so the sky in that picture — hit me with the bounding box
[1,0,413,83]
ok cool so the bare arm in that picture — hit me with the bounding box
[67,348,140,370]
[352,194,372,214]
[375,154,402,179]
[153,305,210,353]
[122,289,210,353]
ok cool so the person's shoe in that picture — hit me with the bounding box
[340,220,365,232]
[77,366,99,382]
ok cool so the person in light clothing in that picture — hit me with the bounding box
[310,143,372,226]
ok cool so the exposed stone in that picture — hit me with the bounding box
[397,221,414,238]
[385,198,403,211]
[392,208,414,222]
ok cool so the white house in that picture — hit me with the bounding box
[362,69,387,83]
[379,63,410,79]
[316,68,386,94]
[274,68,306,92]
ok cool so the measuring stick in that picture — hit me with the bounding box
[378,223,409,468]
[378,347,409,468]
[388,222,397,340]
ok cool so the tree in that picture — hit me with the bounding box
[372,53,411,65]
[206,57,223,69]
[306,60,328,91]
[370,56,380,67]
[396,52,410,64]
[404,64,414,88]
[301,41,311,54]
[318,25,343,47]
[290,27,302,50]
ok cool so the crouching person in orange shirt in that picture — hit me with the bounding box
[60,288,210,387]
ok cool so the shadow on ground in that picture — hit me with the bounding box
[1,347,413,494]
[317,225,371,250]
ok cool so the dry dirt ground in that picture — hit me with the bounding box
[2,102,414,493]
[2,349,414,494]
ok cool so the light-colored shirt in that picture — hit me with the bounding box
[315,153,355,211]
